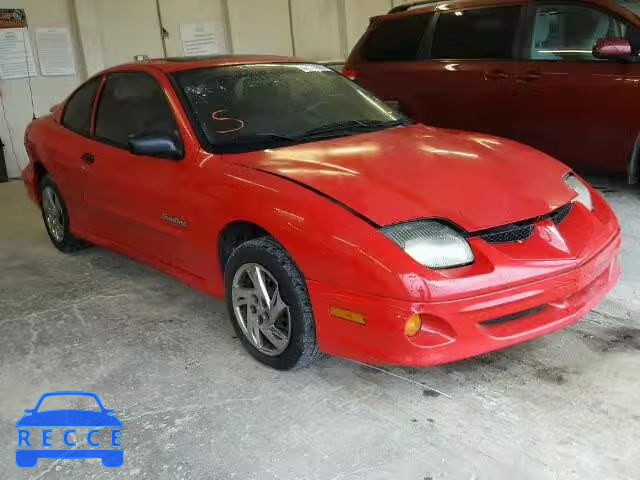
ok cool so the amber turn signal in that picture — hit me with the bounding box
[405,314,422,337]
[330,306,366,325]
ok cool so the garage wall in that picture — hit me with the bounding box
[291,0,344,60]
[78,0,394,71]
[1,0,397,179]
[0,0,83,179]
[228,0,292,56]
[94,0,164,66]
[158,0,230,58]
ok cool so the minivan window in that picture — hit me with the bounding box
[530,4,625,61]
[61,77,101,136]
[430,6,521,59]
[95,72,179,148]
[362,14,432,61]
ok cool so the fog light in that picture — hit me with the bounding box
[405,314,422,336]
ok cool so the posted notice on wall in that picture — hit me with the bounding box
[0,27,37,79]
[36,27,76,76]
[180,23,220,57]
[0,8,36,79]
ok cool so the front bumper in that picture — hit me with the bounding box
[308,231,621,367]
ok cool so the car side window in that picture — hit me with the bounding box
[430,6,522,59]
[61,77,101,136]
[529,4,625,61]
[95,72,179,148]
[362,13,432,61]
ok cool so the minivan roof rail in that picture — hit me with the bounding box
[388,0,439,14]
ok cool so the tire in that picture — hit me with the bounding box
[224,236,321,370]
[39,175,88,253]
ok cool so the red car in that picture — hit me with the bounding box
[22,56,621,369]
[344,0,640,181]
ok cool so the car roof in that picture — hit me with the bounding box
[378,0,634,19]
[381,0,526,17]
[104,54,306,75]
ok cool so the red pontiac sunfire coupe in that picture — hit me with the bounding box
[23,56,621,370]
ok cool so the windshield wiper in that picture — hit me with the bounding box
[217,133,301,146]
[301,119,405,137]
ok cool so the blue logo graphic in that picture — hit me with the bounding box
[15,391,123,468]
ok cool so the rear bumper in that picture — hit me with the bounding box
[309,231,621,367]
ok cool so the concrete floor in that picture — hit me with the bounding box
[0,177,638,480]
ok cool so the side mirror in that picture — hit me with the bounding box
[593,38,632,59]
[24,409,33,414]
[128,132,183,160]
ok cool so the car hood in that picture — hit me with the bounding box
[224,124,575,231]
[16,410,123,427]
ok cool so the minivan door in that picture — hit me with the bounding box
[414,4,525,138]
[508,1,640,174]
[350,6,525,138]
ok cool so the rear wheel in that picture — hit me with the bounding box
[40,175,88,253]
[224,237,321,370]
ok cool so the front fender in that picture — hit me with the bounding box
[198,162,432,302]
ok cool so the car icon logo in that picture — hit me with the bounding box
[15,391,123,468]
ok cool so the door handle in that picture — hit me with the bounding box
[518,71,542,82]
[81,153,95,164]
[484,69,509,80]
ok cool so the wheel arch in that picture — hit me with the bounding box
[30,162,49,202]
[210,164,426,301]
[217,220,273,275]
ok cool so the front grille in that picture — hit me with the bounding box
[550,203,573,225]
[476,203,574,244]
[479,224,534,244]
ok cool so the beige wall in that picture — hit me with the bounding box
[1,0,397,178]
[228,0,292,56]
[291,0,344,60]
[94,0,164,66]
[158,0,230,57]
[0,0,83,178]
[73,0,394,69]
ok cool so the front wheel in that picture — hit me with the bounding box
[224,237,321,370]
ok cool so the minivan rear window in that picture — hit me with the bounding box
[430,6,521,60]
[362,14,432,61]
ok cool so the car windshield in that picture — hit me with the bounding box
[172,63,409,152]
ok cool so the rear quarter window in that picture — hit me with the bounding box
[362,13,432,61]
[61,77,101,136]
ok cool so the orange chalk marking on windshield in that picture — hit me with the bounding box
[212,109,245,134]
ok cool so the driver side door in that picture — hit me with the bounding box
[81,70,201,275]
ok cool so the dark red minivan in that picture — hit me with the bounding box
[344,0,640,182]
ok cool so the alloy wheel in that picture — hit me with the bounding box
[231,263,292,356]
[42,186,65,243]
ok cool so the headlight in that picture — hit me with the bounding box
[381,220,474,269]
[564,174,593,211]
